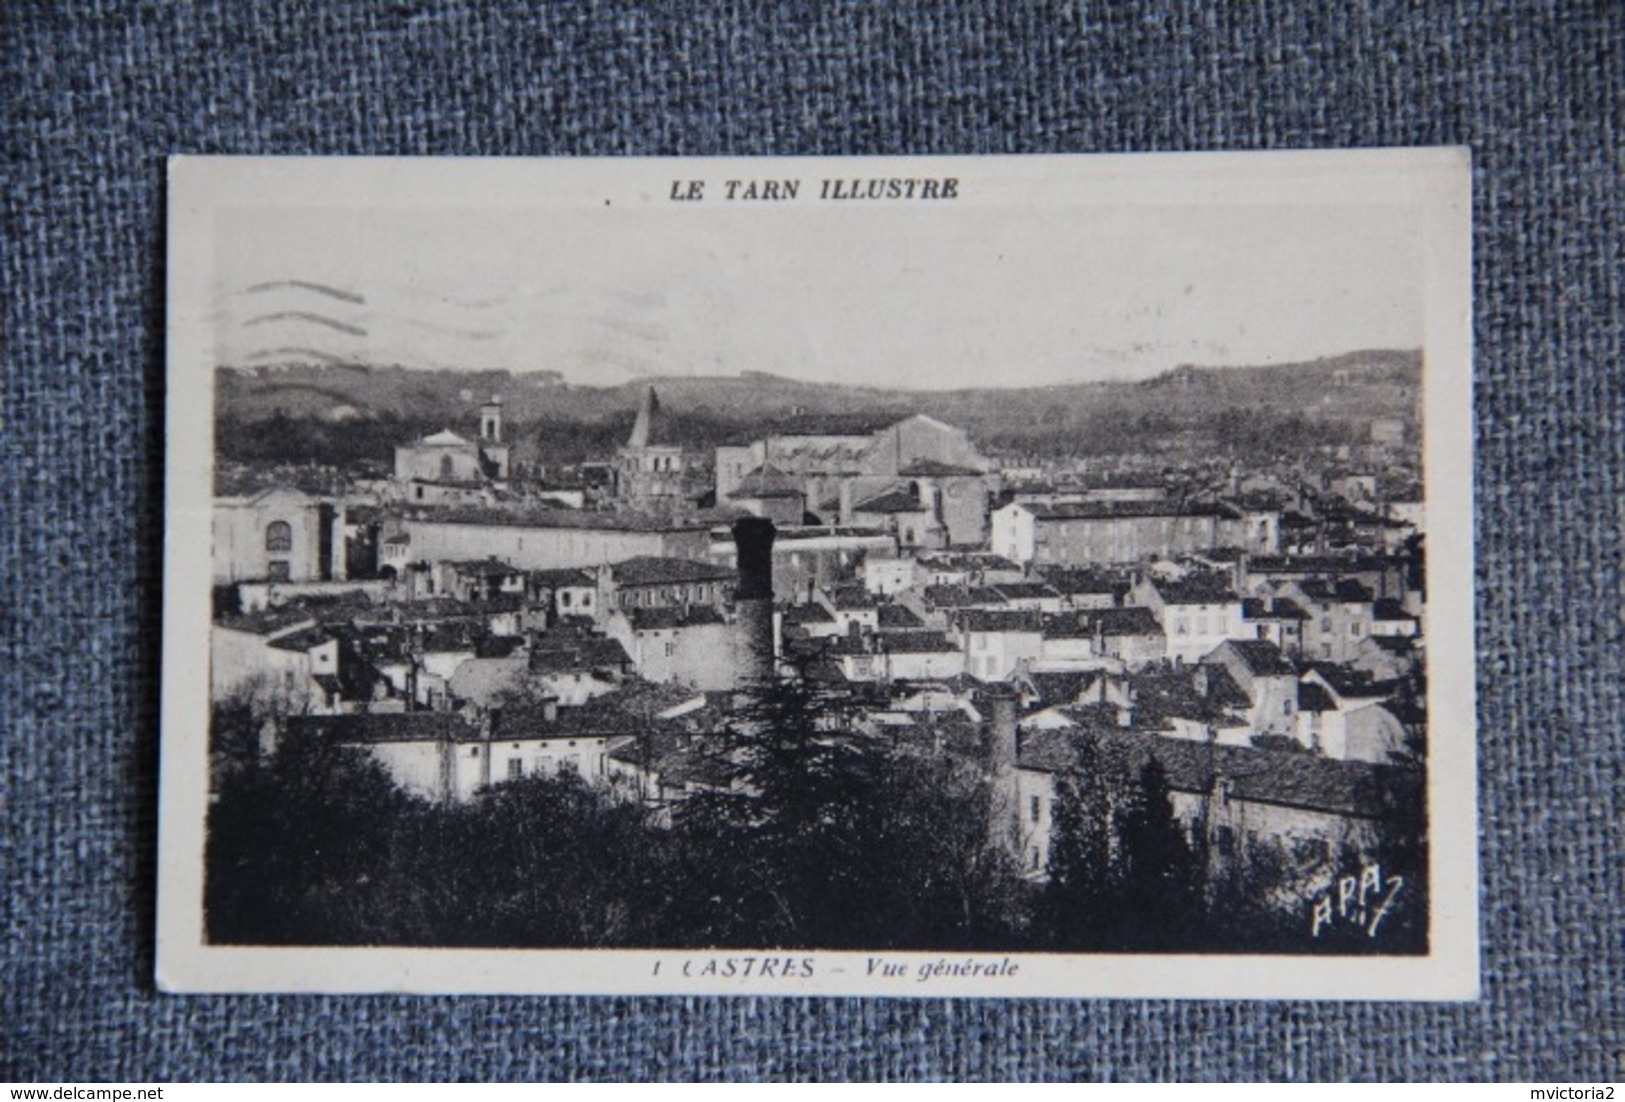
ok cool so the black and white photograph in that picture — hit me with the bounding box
[158,152,1475,997]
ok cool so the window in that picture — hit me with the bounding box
[561,590,572,607]
[507,758,522,779]
[267,560,290,581]
[1216,825,1236,857]
[1030,795,1042,823]
[265,521,293,552]
[469,746,480,757]
[440,455,454,479]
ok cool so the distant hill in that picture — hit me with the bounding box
[215,349,1421,468]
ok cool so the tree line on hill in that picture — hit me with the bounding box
[215,400,1380,479]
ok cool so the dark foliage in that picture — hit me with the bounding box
[668,670,1028,950]
[1038,751,1206,951]
[207,691,1424,953]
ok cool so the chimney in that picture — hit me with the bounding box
[985,683,1019,771]
[731,517,777,687]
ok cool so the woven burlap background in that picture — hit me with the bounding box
[3,1,1620,1082]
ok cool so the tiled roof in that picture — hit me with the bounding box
[1040,613,1091,639]
[1242,596,1310,621]
[445,557,522,577]
[824,585,879,610]
[1130,663,1249,725]
[412,506,706,533]
[876,630,958,654]
[768,412,899,437]
[1017,727,1402,819]
[1214,639,1297,677]
[729,463,803,500]
[215,609,318,637]
[1247,554,1389,575]
[852,489,926,515]
[1150,575,1240,605]
[1083,607,1162,636]
[494,699,646,739]
[266,626,333,652]
[993,582,1062,601]
[1298,681,1337,713]
[611,556,735,586]
[528,567,597,588]
[1038,568,1128,596]
[876,604,925,630]
[780,603,835,625]
[1021,500,1226,521]
[917,552,1018,574]
[921,584,979,608]
[1080,472,1167,490]
[1303,664,1391,700]
[1297,577,1376,603]
[1372,598,1416,621]
[1364,635,1417,655]
[896,458,983,477]
[1024,670,1098,706]
[953,609,1044,634]
[528,635,633,674]
[290,712,477,744]
[606,732,739,788]
[628,605,727,631]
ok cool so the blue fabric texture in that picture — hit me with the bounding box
[2,0,1620,1082]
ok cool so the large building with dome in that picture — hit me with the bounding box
[394,396,511,505]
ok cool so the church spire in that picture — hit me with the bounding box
[627,385,663,448]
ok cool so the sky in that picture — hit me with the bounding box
[214,185,1426,389]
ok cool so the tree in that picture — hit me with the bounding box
[862,748,1030,949]
[1038,735,1214,952]
[1041,736,1119,950]
[669,657,1028,950]
[205,727,423,944]
[671,666,888,948]
[1112,757,1203,950]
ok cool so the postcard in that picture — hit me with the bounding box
[158,151,1476,997]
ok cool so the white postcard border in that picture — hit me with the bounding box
[158,151,1478,999]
